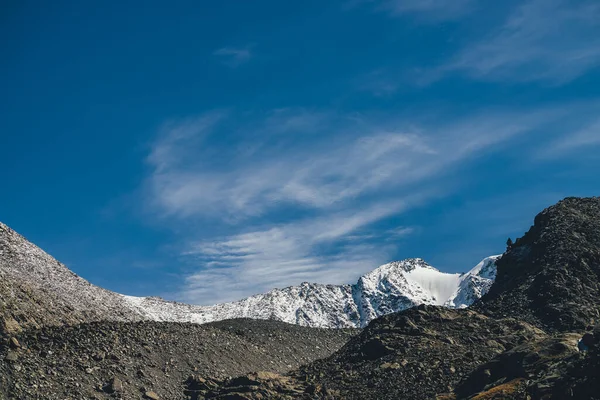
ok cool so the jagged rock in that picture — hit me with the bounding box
[476,197,600,333]
[454,333,584,399]
[9,337,20,348]
[106,376,123,393]
[1,317,21,334]
[380,362,401,370]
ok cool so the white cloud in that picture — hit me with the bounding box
[213,45,254,67]
[381,0,474,20]
[444,0,600,83]
[147,112,225,173]
[143,105,575,304]
[536,118,600,159]
[180,203,412,303]
[146,111,531,221]
[349,0,474,21]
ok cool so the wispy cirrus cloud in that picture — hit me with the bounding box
[181,204,414,303]
[142,104,587,304]
[381,0,474,20]
[350,0,474,21]
[213,45,254,67]
[536,117,600,160]
[442,0,600,83]
[146,108,543,221]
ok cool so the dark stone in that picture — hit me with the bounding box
[360,338,394,360]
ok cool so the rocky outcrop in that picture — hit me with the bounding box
[452,327,600,399]
[476,197,600,332]
[453,334,579,399]
[294,306,545,399]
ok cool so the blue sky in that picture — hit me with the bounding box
[1,0,599,304]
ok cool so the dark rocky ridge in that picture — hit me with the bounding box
[453,323,600,399]
[453,333,588,399]
[202,306,546,399]
[0,319,356,399]
[295,306,546,400]
[476,197,600,332]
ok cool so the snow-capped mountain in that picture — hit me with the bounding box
[0,220,500,330]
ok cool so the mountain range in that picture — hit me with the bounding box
[2,196,600,400]
[0,220,498,330]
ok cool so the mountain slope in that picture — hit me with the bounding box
[475,196,600,332]
[1,220,499,330]
[0,318,356,400]
[0,223,141,333]
[201,305,546,399]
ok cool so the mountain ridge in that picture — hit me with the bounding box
[3,196,600,399]
[475,196,600,332]
[0,221,499,330]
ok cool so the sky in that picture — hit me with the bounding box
[1,0,599,305]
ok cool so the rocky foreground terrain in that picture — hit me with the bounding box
[0,319,356,399]
[1,196,600,399]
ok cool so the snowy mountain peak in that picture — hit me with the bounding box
[1,219,502,329]
[444,255,501,309]
[350,256,501,325]
[369,258,435,274]
[464,255,498,280]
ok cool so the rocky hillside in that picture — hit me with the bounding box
[0,221,498,330]
[476,197,600,332]
[0,222,141,334]
[200,305,547,399]
[0,318,356,400]
[453,332,590,399]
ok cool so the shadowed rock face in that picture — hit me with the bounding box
[453,334,581,399]
[453,327,600,400]
[475,197,600,333]
[201,306,546,399]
